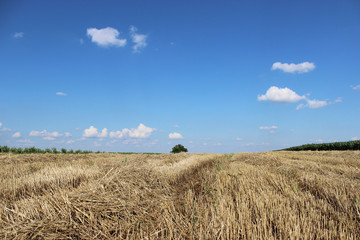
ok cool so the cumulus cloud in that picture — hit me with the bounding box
[351,137,359,141]
[110,124,155,139]
[29,130,63,139]
[67,140,75,144]
[128,124,155,138]
[87,27,127,47]
[12,132,21,138]
[259,126,278,130]
[258,86,306,103]
[98,128,108,138]
[56,92,67,96]
[271,62,315,73]
[109,130,126,139]
[351,84,360,90]
[0,122,2,128]
[169,132,183,139]
[65,132,71,137]
[130,25,148,53]
[13,32,24,38]
[236,137,243,141]
[259,86,341,110]
[83,126,108,138]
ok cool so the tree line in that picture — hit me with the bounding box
[281,140,360,151]
[0,146,101,154]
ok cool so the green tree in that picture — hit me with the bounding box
[61,148,67,154]
[170,144,188,154]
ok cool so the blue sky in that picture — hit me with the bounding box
[1,0,360,153]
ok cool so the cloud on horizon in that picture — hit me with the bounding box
[169,132,183,139]
[109,123,155,139]
[29,130,63,140]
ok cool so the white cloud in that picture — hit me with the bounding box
[271,62,315,73]
[12,132,21,138]
[109,130,126,139]
[65,132,71,137]
[306,99,329,109]
[351,137,359,141]
[236,137,243,141]
[66,140,75,144]
[259,86,341,110]
[98,128,108,138]
[56,92,67,96]
[297,97,342,110]
[30,130,63,138]
[13,32,24,38]
[351,84,360,90]
[258,86,306,103]
[110,124,155,139]
[130,25,148,53]
[127,124,155,138]
[260,126,278,130]
[174,125,180,128]
[87,27,127,47]
[83,126,108,138]
[108,124,157,139]
[0,122,2,128]
[83,126,99,137]
[169,132,183,139]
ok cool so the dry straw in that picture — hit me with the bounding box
[0,151,359,239]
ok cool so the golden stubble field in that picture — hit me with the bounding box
[0,151,359,239]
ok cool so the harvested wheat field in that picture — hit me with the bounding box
[0,151,359,239]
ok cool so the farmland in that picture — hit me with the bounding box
[0,151,359,239]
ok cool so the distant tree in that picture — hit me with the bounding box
[61,148,67,154]
[68,149,74,153]
[170,144,188,154]
[0,146,9,152]
[52,147,58,154]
